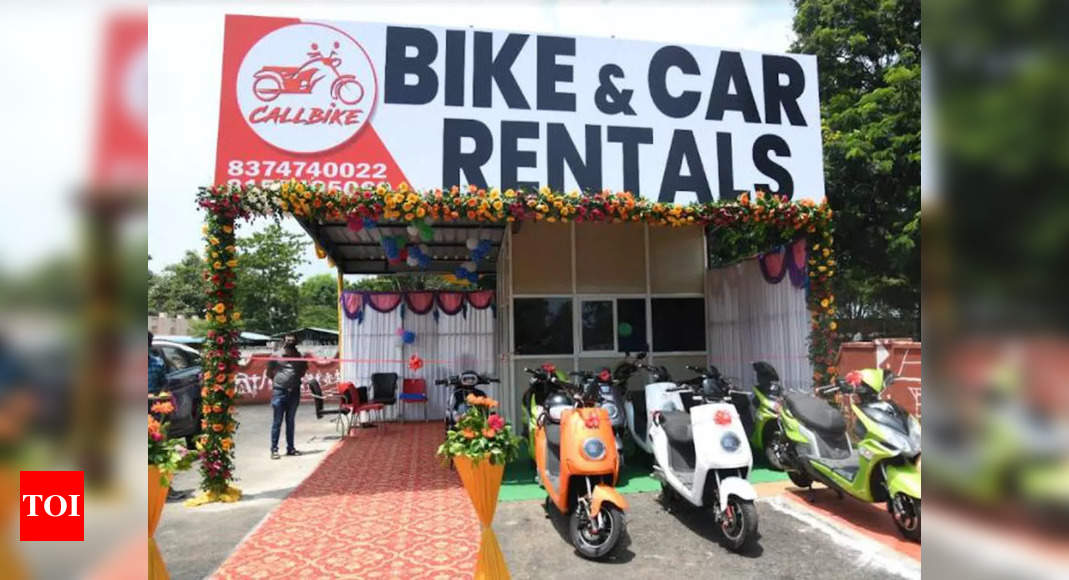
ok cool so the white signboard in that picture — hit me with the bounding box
[217,15,824,202]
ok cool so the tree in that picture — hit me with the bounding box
[791,0,921,337]
[234,224,305,335]
[148,250,207,317]
[298,273,344,329]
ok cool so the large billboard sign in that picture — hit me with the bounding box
[216,14,824,202]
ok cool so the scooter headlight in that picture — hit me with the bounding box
[602,402,620,423]
[582,437,607,460]
[881,429,914,455]
[720,432,741,452]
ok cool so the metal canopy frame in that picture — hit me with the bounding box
[297,218,506,275]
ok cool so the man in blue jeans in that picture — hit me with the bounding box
[266,334,307,459]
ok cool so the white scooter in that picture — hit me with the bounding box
[618,354,673,455]
[647,365,759,551]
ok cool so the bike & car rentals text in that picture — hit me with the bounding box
[384,27,812,202]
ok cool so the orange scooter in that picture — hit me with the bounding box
[532,372,629,559]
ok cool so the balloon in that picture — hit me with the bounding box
[402,330,416,344]
[478,239,492,254]
[419,228,433,242]
[347,215,364,232]
[462,261,477,272]
[400,247,408,261]
[419,244,430,256]
[396,327,405,336]
[408,354,424,371]
[454,267,468,280]
[419,255,431,268]
[363,218,377,229]
[466,238,479,251]
[406,255,419,267]
[406,225,419,238]
[617,322,633,338]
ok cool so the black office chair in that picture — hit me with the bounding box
[370,372,399,429]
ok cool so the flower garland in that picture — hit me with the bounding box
[194,181,838,494]
[189,207,243,502]
[196,181,834,227]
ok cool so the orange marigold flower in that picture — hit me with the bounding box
[150,401,175,415]
[482,428,497,438]
[461,428,476,439]
[212,424,223,432]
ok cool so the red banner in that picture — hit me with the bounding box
[234,353,340,404]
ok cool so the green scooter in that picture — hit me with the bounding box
[769,368,922,541]
[520,363,568,464]
[740,362,786,470]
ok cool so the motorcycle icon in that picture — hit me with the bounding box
[252,41,365,105]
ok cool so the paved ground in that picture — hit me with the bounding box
[493,492,919,580]
[157,403,342,580]
[158,406,922,580]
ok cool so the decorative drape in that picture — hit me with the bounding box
[341,297,497,421]
[757,238,807,288]
[404,291,435,315]
[706,258,810,391]
[340,291,495,323]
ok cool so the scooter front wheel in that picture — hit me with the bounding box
[890,494,921,542]
[787,470,812,488]
[570,504,625,560]
[720,498,758,552]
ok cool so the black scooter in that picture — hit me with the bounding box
[435,371,499,433]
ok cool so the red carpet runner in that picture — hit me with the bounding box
[214,423,480,579]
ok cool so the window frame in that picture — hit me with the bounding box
[649,294,707,354]
[578,298,618,356]
[511,295,576,357]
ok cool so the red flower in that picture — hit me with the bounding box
[487,414,505,431]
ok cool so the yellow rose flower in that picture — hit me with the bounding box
[212,303,226,314]
[222,225,233,234]
[216,314,227,323]
[232,312,242,321]
[226,259,238,268]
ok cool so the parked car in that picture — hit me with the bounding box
[150,340,203,446]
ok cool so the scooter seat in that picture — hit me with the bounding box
[660,411,693,445]
[785,392,846,434]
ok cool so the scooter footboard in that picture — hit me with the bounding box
[717,476,757,509]
[590,484,629,518]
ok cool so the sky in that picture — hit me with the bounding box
[147,1,796,279]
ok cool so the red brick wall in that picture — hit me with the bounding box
[836,340,921,416]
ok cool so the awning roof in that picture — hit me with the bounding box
[299,218,505,274]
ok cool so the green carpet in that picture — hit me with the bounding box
[499,445,786,502]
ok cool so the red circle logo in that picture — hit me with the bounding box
[237,23,378,153]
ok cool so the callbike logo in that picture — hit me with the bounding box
[237,23,378,154]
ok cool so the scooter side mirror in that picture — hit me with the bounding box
[883,369,896,386]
